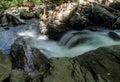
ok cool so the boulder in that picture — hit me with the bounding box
[59,31,92,48]
[74,45,120,82]
[108,31,120,40]
[0,13,24,28]
[41,45,120,82]
[112,17,120,29]
[43,57,75,82]
[0,50,12,82]
[39,2,78,40]
[109,1,120,10]
[10,37,49,74]
[88,4,117,27]
[10,70,25,82]
[20,11,35,19]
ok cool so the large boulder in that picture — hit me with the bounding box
[39,1,120,40]
[0,50,12,82]
[10,37,49,75]
[40,45,120,82]
[74,45,120,82]
[88,4,117,27]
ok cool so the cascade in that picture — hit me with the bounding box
[1,23,120,73]
[59,30,120,57]
[1,25,120,57]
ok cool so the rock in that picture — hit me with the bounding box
[86,26,102,31]
[10,70,25,82]
[59,31,92,48]
[0,11,4,18]
[7,45,120,82]
[108,31,120,40]
[74,45,120,82]
[69,6,92,30]
[20,11,37,19]
[39,2,78,40]
[39,45,120,82]
[112,17,120,29]
[43,57,75,82]
[88,4,117,27]
[109,1,120,10]
[0,50,12,82]
[10,37,49,75]
[0,13,24,28]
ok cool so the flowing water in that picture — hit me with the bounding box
[1,23,120,57]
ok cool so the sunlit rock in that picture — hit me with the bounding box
[39,2,78,40]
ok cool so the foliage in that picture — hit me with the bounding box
[0,0,75,10]
[0,0,40,10]
[0,0,18,10]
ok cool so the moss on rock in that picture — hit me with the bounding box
[0,50,12,82]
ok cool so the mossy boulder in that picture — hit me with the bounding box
[0,50,12,82]
[41,45,120,82]
[43,57,75,82]
[10,70,25,82]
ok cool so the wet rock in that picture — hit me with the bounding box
[108,31,120,40]
[59,31,92,48]
[86,26,102,31]
[112,17,120,29]
[0,50,12,82]
[40,45,120,82]
[10,37,49,74]
[0,13,24,28]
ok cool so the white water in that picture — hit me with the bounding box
[0,25,120,57]
[0,24,46,54]
[27,30,120,57]
[60,30,120,57]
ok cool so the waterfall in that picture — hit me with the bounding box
[59,30,120,57]
[1,23,120,57]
